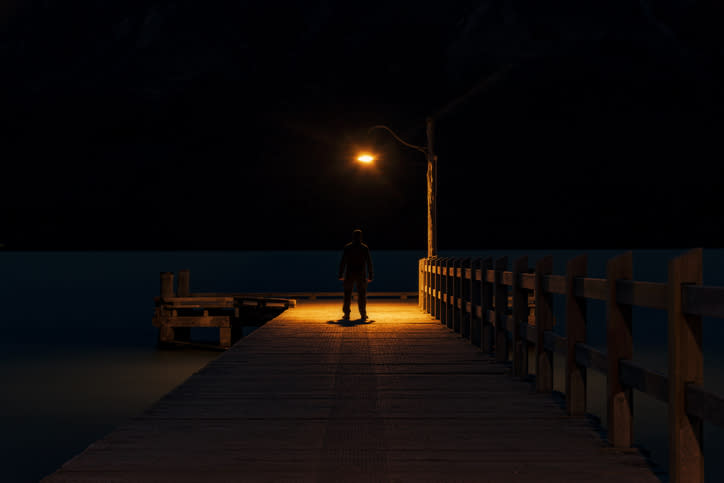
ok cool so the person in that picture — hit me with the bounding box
[338,229,374,320]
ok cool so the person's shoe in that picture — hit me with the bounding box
[361,314,368,321]
[342,314,350,320]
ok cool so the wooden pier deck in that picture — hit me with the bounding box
[42,300,660,482]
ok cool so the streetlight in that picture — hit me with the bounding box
[356,119,437,257]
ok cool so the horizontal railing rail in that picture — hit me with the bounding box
[418,249,722,483]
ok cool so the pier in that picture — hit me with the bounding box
[41,248,724,482]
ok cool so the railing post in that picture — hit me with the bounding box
[461,258,472,339]
[607,252,633,448]
[426,257,433,314]
[449,258,457,330]
[177,269,190,297]
[494,257,508,362]
[512,256,528,377]
[668,248,703,483]
[535,256,554,393]
[452,258,462,333]
[481,257,494,353]
[418,259,423,309]
[565,254,587,416]
[160,272,175,299]
[445,258,454,328]
[441,258,449,326]
[434,257,442,320]
[470,258,482,345]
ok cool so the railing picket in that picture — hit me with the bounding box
[607,252,634,448]
[470,258,482,344]
[452,258,461,332]
[481,257,494,353]
[461,258,472,339]
[668,248,703,483]
[535,256,554,393]
[512,256,529,377]
[494,257,509,362]
[566,254,587,416]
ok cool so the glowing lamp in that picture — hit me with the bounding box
[356,153,375,164]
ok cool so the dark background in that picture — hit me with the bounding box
[2,0,723,250]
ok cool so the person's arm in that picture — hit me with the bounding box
[366,247,374,281]
[338,249,346,280]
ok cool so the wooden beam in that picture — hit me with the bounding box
[607,252,634,449]
[683,285,724,318]
[668,248,703,483]
[520,273,536,290]
[544,275,566,295]
[620,360,668,404]
[575,343,607,374]
[574,277,608,301]
[686,384,724,430]
[615,280,667,310]
[535,256,554,393]
[566,254,587,416]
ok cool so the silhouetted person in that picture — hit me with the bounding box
[338,229,374,320]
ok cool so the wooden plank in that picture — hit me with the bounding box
[163,297,235,304]
[686,384,724,430]
[157,316,231,328]
[544,275,566,294]
[44,300,661,482]
[512,256,529,378]
[667,248,703,483]
[535,256,554,393]
[574,343,608,374]
[494,257,508,362]
[615,281,667,310]
[566,255,587,416]
[682,285,724,318]
[607,252,634,449]
[574,277,608,301]
[619,360,668,403]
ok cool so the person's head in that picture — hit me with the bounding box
[352,229,363,243]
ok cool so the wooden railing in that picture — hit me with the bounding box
[418,249,724,483]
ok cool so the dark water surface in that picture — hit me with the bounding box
[1,250,723,482]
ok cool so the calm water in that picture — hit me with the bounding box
[1,250,723,482]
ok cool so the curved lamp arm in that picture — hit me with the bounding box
[368,125,427,154]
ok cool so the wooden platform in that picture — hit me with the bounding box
[42,300,660,482]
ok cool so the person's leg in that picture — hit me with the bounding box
[358,275,368,318]
[342,277,353,318]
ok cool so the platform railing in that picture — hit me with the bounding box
[419,248,724,483]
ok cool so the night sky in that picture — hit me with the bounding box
[2,0,723,250]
